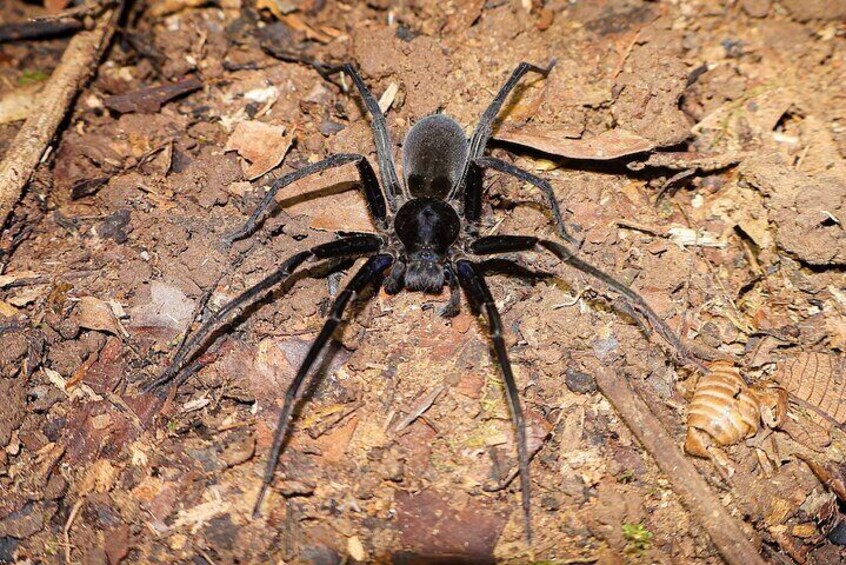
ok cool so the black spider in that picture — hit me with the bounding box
[144,61,692,543]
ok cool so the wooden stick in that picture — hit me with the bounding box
[0,7,117,228]
[593,366,765,565]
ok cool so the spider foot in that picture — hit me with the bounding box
[438,302,460,318]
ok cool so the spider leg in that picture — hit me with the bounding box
[383,259,405,295]
[438,263,461,318]
[142,235,383,392]
[253,253,393,517]
[451,60,555,201]
[469,235,700,367]
[224,153,388,244]
[472,156,578,246]
[326,64,404,206]
[454,259,533,544]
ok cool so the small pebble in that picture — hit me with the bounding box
[828,520,846,545]
[565,369,597,394]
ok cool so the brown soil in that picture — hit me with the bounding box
[1,0,845,563]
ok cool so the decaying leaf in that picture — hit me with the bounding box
[224,121,294,180]
[627,151,747,172]
[774,352,846,425]
[43,0,73,12]
[795,454,846,502]
[76,296,123,336]
[780,413,832,451]
[103,77,202,114]
[667,226,727,249]
[148,0,209,17]
[128,281,194,332]
[0,270,43,288]
[495,124,655,160]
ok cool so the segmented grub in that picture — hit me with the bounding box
[684,361,761,458]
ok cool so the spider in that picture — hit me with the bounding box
[144,61,692,544]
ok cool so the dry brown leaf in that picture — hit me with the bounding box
[254,0,296,18]
[628,151,747,172]
[224,121,293,180]
[280,13,332,43]
[276,165,375,232]
[43,0,72,13]
[495,124,655,160]
[0,270,42,288]
[148,0,208,17]
[0,84,43,125]
[79,459,119,494]
[795,454,846,502]
[9,285,47,307]
[77,296,122,336]
[774,352,846,424]
[0,300,16,317]
[780,413,832,451]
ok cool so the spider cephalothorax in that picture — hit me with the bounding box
[145,61,694,544]
[394,197,460,292]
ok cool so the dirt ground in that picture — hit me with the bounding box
[0,0,845,563]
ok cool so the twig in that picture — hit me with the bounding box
[593,365,766,565]
[392,385,446,433]
[63,497,85,565]
[0,7,119,228]
[0,18,84,43]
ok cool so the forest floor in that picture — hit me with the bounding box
[0,0,845,563]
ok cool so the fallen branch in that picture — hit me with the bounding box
[0,7,118,228]
[593,366,766,565]
[0,18,83,43]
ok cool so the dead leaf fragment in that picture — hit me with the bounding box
[103,77,202,114]
[77,296,122,336]
[129,281,194,332]
[667,226,727,248]
[378,83,400,114]
[348,536,366,561]
[774,352,846,425]
[224,121,293,180]
[495,124,655,160]
[0,270,42,288]
[80,459,119,494]
[628,151,747,172]
[148,0,209,17]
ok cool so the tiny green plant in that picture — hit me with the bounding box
[18,69,49,86]
[622,522,653,555]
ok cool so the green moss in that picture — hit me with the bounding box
[622,522,653,555]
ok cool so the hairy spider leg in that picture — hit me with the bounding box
[143,235,383,392]
[439,263,461,318]
[455,259,533,543]
[253,253,394,517]
[470,156,578,245]
[326,64,404,206]
[469,235,698,367]
[224,153,388,244]
[450,61,555,202]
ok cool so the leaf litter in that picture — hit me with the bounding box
[0,0,845,563]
